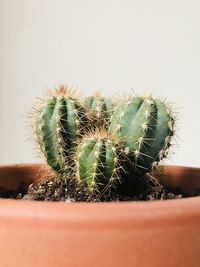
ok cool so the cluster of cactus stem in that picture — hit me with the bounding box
[35,85,175,195]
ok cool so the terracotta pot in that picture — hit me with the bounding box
[0,164,199,267]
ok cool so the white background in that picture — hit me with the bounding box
[0,0,200,167]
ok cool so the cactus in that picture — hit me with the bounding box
[109,95,175,175]
[33,86,176,196]
[85,93,113,128]
[35,85,88,174]
[74,131,127,193]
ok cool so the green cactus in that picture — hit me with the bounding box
[75,131,127,193]
[85,93,113,128]
[109,94,175,175]
[34,87,176,196]
[35,85,87,174]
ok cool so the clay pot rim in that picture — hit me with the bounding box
[0,194,199,229]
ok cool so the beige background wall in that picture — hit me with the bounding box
[0,0,200,167]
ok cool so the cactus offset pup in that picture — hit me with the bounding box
[74,130,127,193]
[85,92,113,129]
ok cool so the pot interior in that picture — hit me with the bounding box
[0,164,199,196]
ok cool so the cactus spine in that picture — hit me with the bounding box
[35,86,87,174]
[75,132,126,192]
[109,95,175,175]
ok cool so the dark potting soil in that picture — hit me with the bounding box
[1,172,195,202]
[0,186,27,199]
[18,174,185,202]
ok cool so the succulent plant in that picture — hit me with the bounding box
[85,93,113,128]
[34,86,176,196]
[109,95,175,175]
[74,131,127,193]
[35,85,88,174]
